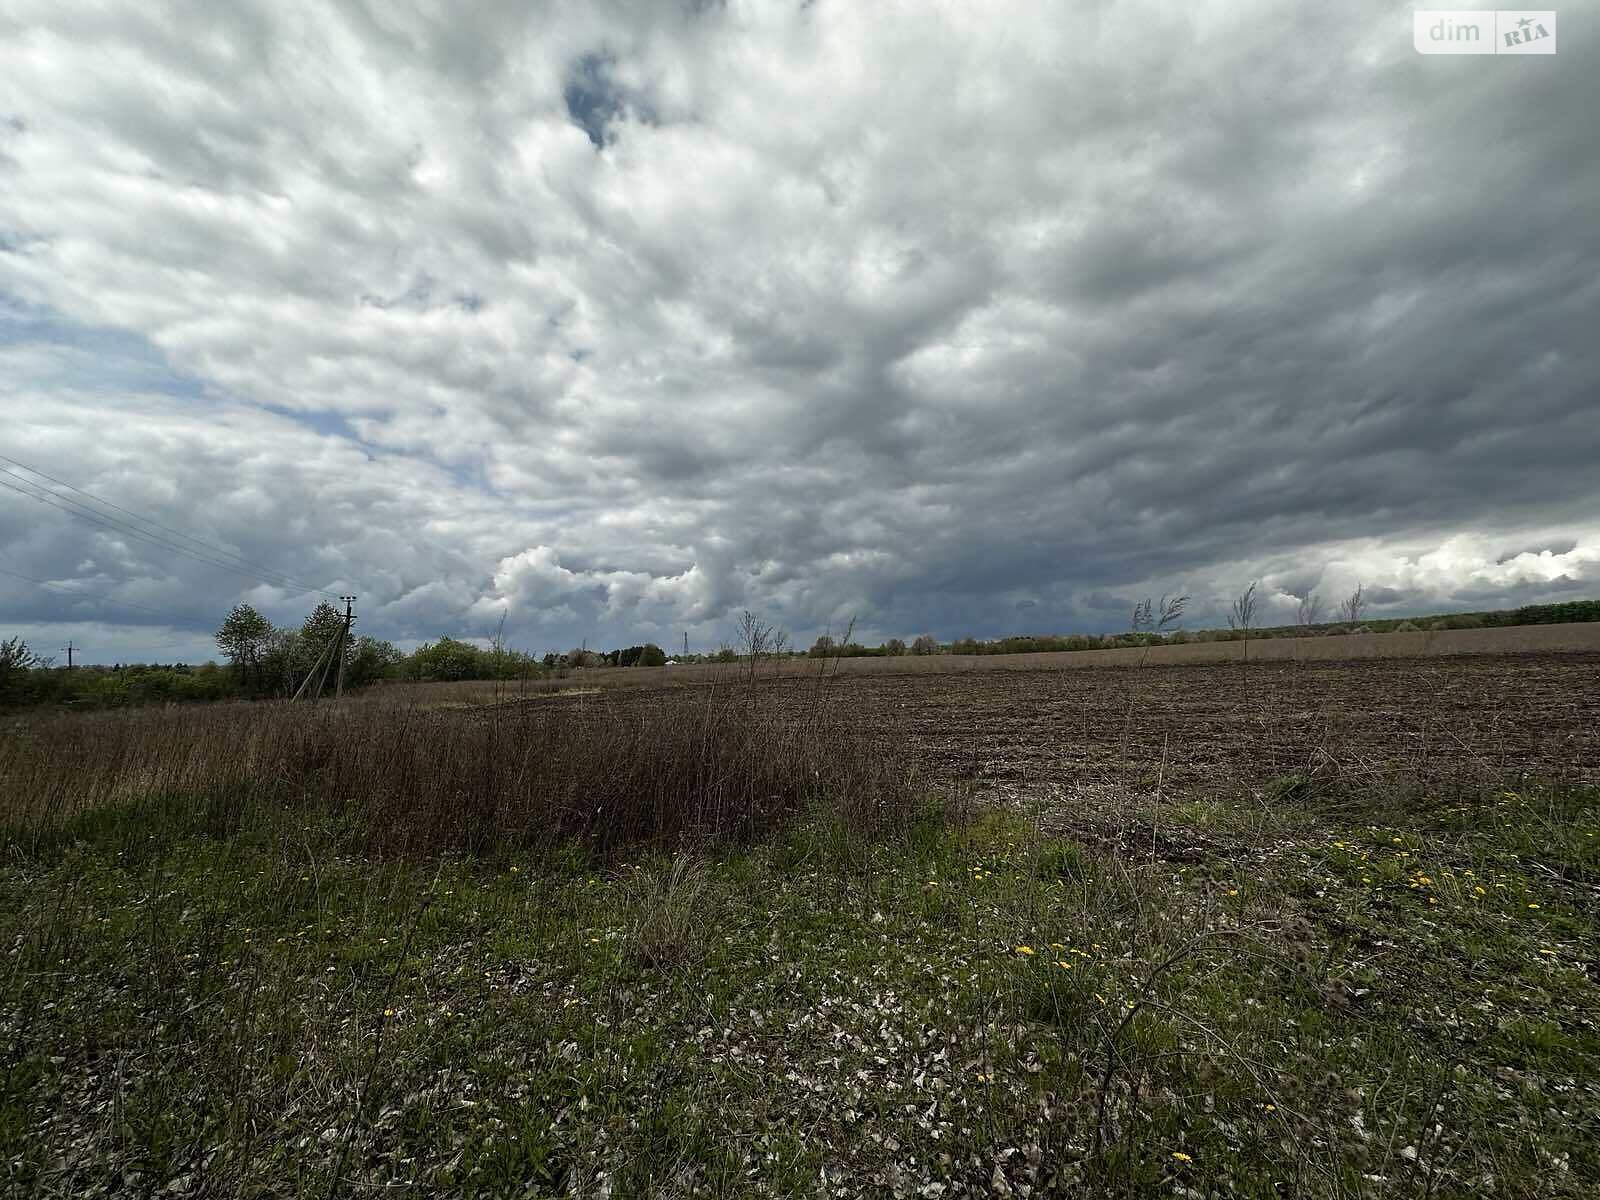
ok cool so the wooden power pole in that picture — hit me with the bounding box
[60,641,75,670]
[292,596,357,701]
[334,596,357,699]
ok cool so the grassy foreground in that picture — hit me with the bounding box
[2,772,1595,1198]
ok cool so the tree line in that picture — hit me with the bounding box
[3,594,1597,709]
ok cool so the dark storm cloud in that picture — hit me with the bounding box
[1,0,1597,662]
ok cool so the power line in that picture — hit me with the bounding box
[0,462,338,596]
[0,474,324,593]
[0,454,342,597]
[0,454,343,596]
[0,469,342,597]
[0,563,181,620]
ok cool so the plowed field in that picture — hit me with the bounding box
[548,652,1600,803]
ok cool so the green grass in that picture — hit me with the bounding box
[2,781,1597,1198]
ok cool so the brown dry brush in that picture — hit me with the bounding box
[0,686,926,862]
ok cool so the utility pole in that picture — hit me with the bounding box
[60,641,75,670]
[292,597,357,702]
[683,632,689,659]
[334,596,357,699]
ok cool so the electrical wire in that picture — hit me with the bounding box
[0,462,338,596]
[0,563,180,620]
[0,454,343,596]
[0,468,342,597]
[0,474,325,594]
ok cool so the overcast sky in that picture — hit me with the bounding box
[2,1,1596,663]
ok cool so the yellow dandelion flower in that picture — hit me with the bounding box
[383,1008,395,1018]
[1056,960,1072,970]
[1226,888,1240,897]
[1528,903,1541,910]
[1172,1151,1193,1163]
[1015,945,1035,956]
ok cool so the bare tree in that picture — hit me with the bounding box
[1156,594,1188,633]
[1133,594,1189,667]
[1132,594,1186,636]
[1228,581,1260,662]
[1295,591,1323,631]
[1338,583,1366,626]
[1130,598,1153,634]
[736,609,784,690]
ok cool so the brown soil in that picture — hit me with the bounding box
[535,652,1600,805]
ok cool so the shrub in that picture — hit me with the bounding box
[613,855,714,969]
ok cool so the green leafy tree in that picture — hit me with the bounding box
[258,629,304,697]
[347,637,404,688]
[301,601,349,654]
[215,603,274,691]
[638,643,666,667]
[295,601,355,685]
[412,636,487,681]
[0,635,42,703]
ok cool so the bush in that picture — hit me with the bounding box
[616,644,667,668]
